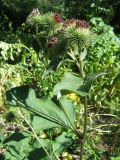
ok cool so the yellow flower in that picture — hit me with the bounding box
[62,152,73,160]
[66,93,80,103]
[40,133,47,139]
[62,152,68,157]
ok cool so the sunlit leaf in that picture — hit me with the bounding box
[6,86,76,130]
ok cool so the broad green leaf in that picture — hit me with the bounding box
[3,131,52,160]
[59,96,76,125]
[28,148,57,160]
[6,139,30,159]
[3,132,31,159]
[32,116,60,132]
[6,86,76,130]
[53,72,85,96]
[3,132,29,143]
[52,132,73,155]
[53,72,106,96]
[32,96,76,131]
[78,72,106,93]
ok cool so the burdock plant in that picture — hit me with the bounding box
[26,10,97,159]
[27,9,97,160]
[6,9,103,160]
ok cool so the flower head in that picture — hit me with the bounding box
[48,37,58,48]
[64,18,76,27]
[64,19,96,49]
[29,8,40,17]
[76,20,90,29]
[53,13,63,24]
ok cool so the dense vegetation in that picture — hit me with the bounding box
[0,1,120,160]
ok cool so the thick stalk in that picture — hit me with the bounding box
[78,49,88,160]
[79,58,85,79]
[80,96,87,160]
[67,48,88,159]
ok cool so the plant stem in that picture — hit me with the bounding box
[18,109,52,160]
[80,96,87,160]
[79,58,85,79]
[59,99,83,139]
[78,48,88,160]
[67,47,88,159]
